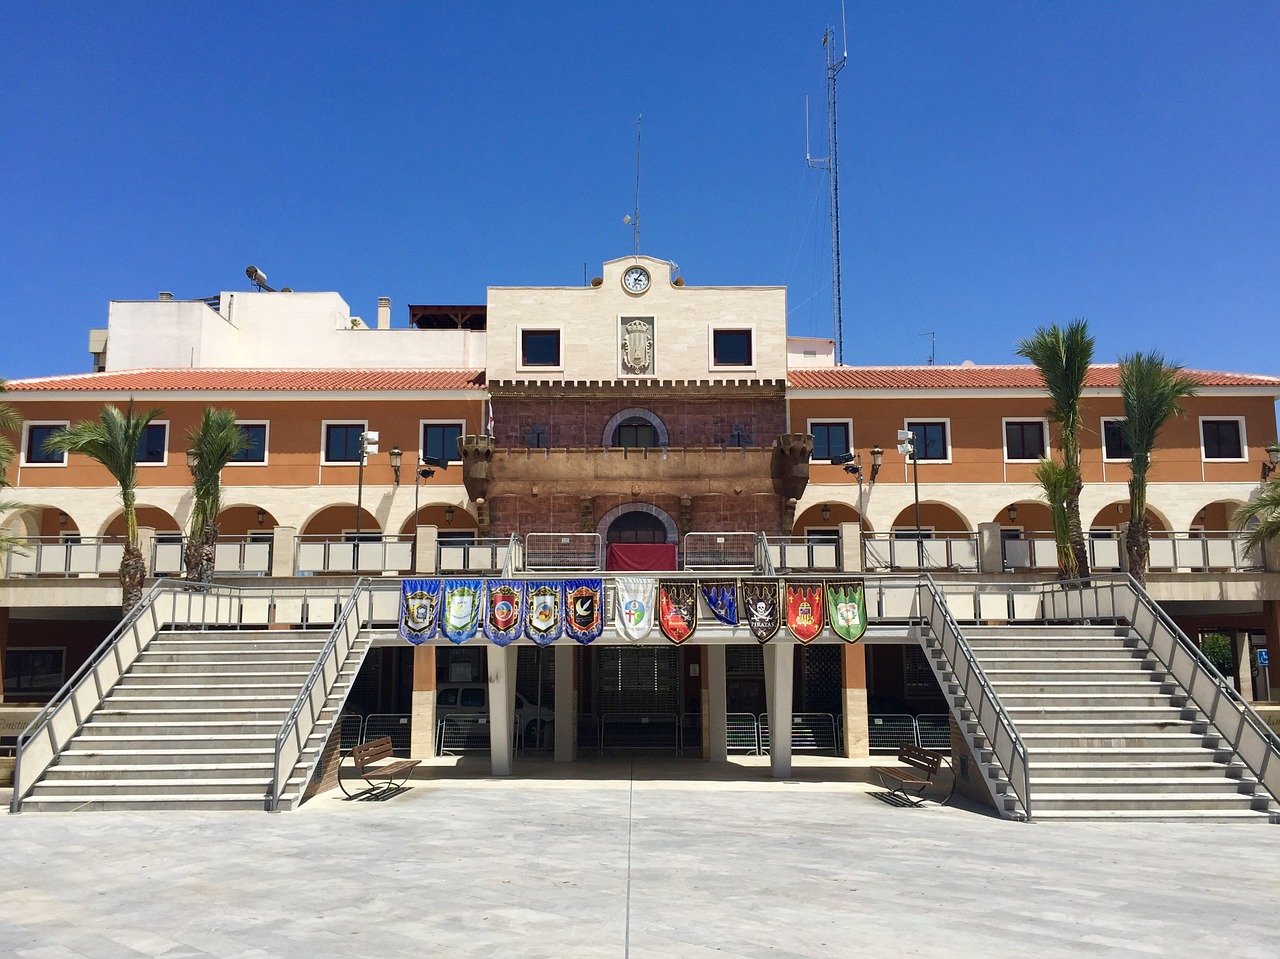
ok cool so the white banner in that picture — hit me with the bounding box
[613,577,657,641]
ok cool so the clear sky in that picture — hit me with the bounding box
[2,2,1277,378]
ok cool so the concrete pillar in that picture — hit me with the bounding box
[1116,523,1131,572]
[487,644,517,775]
[1236,631,1255,702]
[1264,534,1280,574]
[271,525,297,577]
[409,645,437,758]
[554,643,576,762]
[136,527,156,576]
[376,296,391,330]
[841,644,870,758]
[1265,601,1280,701]
[976,522,1003,574]
[764,643,794,778]
[0,606,9,703]
[838,521,863,573]
[414,525,438,574]
[707,644,728,762]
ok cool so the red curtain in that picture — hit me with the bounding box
[606,543,678,572]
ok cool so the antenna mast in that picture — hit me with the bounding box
[805,11,849,364]
[630,113,642,255]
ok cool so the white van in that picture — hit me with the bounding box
[436,683,554,746]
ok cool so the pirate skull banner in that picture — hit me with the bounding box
[440,579,482,644]
[785,582,826,644]
[398,578,441,645]
[699,580,739,626]
[483,580,525,647]
[614,577,657,641]
[563,579,604,645]
[825,580,868,644]
[524,581,564,646]
[739,579,781,643]
[658,580,698,645]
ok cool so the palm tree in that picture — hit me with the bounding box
[1034,458,1077,579]
[1118,352,1198,584]
[1017,320,1094,579]
[184,408,249,583]
[1232,479,1280,559]
[0,379,28,557]
[45,402,163,612]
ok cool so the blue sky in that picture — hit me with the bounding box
[1,2,1277,378]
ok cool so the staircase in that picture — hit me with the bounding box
[958,625,1276,821]
[20,629,370,812]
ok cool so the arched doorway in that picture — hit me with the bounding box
[606,510,670,544]
[598,504,679,572]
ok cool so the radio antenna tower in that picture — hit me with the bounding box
[805,6,849,364]
[623,113,642,255]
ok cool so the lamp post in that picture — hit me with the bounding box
[833,445,884,568]
[897,430,923,567]
[355,430,379,540]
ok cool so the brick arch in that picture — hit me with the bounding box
[595,502,678,543]
[601,408,669,447]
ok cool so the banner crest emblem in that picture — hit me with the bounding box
[826,580,868,644]
[614,577,657,641]
[740,580,781,643]
[441,579,482,644]
[524,581,563,645]
[785,582,825,644]
[483,580,524,647]
[563,579,604,645]
[398,579,441,645]
[658,581,698,645]
[699,580,739,626]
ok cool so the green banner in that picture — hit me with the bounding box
[825,580,868,643]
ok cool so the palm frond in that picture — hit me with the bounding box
[1016,319,1094,464]
[1034,457,1077,578]
[187,407,250,534]
[0,498,29,555]
[1118,352,1199,482]
[1232,479,1280,555]
[0,379,17,476]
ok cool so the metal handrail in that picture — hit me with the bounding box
[9,578,176,812]
[917,574,1030,820]
[501,532,522,576]
[755,532,776,576]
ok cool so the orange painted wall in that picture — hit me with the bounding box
[792,394,1278,486]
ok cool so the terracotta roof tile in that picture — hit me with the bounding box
[5,368,486,392]
[787,364,1280,390]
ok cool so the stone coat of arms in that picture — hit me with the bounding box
[621,318,654,375]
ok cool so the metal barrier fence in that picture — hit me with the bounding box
[598,712,681,753]
[1147,531,1263,572]
[867,713,954,754]
[2,536,124,578]
[914,714,952,751]
[1001,537,1059,572]
[151,536,273,576]
[294,536,414,575]
[678,712,702,756]
[766,536,842,573]
[524,533,603,572]
[362,713,411,756]
[577,713,602,752]
[682,532,758,571]
[726,713,761,753]
[436,537,513,574]
[436,714,492,754]
[336,714,365,751]
[863,533,980,571]
[756,712,840,755]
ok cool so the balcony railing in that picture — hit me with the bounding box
[864,532,980,572]
[523,533,603,572]
[1,537,125,578]
[683,532,758,571]
[436,537,516,575]
[294,535,414,575]
[766,536,842,573]
[1147,531,1263,573]
[151,536,273,577]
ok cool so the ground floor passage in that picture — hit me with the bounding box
[2,765,1277,958]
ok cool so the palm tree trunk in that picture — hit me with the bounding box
[120,543,146,612]
[197,521,216,584]
[1126,472,1150,585]
[1065,478,1089,581]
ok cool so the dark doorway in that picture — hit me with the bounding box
[606,511,669,544]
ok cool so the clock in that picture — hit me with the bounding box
[622,266,650,294]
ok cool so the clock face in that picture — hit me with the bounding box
[622,266,650,294]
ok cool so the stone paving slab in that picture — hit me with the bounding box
[1,759,1276,958]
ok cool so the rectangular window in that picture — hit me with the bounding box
[906,421,949,461]
[524,425,549,449]
[1102,418,1132,461]
[22,423,67,466]
[3,648,65,696]
[1201,418,1244,460]
[809,421,851,461]
[229,423,268,464]
[324,423,365,464]
[1004,420,1047,461]
[135,422,168,464]
[521,329,561,368]
[422,422,464,465]
[712,329,753,367]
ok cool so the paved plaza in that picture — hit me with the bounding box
[1,757,1277,958]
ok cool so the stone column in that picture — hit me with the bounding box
[414,525,438,574]
[487,644,517,775]
[410,645,437,758]
[1265,601,1280,701]
[1236,630,1255,702]
[271,525,297,577]
[764,643,794,778]
[1116,523,1131,572]
[554,644,576,762]
[838,521,863,573]
[841,644,870,758]
[976,522,1003,574]
[706,644,728,762]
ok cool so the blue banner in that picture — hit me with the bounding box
[524,580,563,646]
[483,580,525,647]
[699,580,739,626]
[563,579,604,645]
[398,579,441,645]
[440,579,482,644]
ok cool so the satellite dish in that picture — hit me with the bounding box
[623,214,632,225]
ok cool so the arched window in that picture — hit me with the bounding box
[606,511,670,544]
[612,416,658,449]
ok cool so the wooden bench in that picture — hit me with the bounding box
[338,736,420,799]
[871,743,950,807]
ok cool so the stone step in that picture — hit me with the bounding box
[128,661,316,675]
[113,670,315,684]
[31,778,303,798]
[963,626,1124,636]
[113,682,343,696]
[89,708,330,724]
[975,657,1152,668]
[981,669,1165,682]
[1030,761,1241,779]
[1020,732,1218,749]
[20,794,274,812]
[58,746,322,765]
[1004,706,1195,720]
[1027,745,1231,763]
[1012,717,1201,731]
[81,718,327,736]
[967,647,1145,660]
[974,681,1168,695]
[1032,777,1255,796]
[998,694,1182,708]
[1030,808,1273,822]
[1030,793,1265,812]
[145,639,329,653]
[103,695,303,708]
[135,649,324,663]
[44,763,275,780]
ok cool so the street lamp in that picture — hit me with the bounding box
[1263,442,1280,481]
[897,429,924,567]
[412,455,445,533]
[833,447,884,566]
[389,446,403,485]
[355,430,379,539]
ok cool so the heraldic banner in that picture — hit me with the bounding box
[658,580,698,645]
[399,578,441,645]
[826,580,868,643]
[785,582,825,644]
[563,579,604,645]
[699,580,739,626]
[614,577,657,641]
[739,579,780,643]
[441,579,482,644]
[524,581,563,646]
[483,580,525,647]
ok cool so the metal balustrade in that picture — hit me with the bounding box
[863,532,980,571]
[523,533,603,572]
[436,537,513,574]
[766,536,842,573]
[294,535,414,575]
[682,532,758,571]
[1147,531,1263,572]
[2,536,125,578]
[1001,536,1059,572]
[151,536,273,576]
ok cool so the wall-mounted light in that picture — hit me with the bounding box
[444,505,455,525]
[821,504,831,523]
[185,449,199,473]
[1263,442,1280,481]
[256,508,266,527]
[869,446,884,483]
[1007,505,1018,523]
[389,446,403,485]
[1116,503,1125,515]
[58,510,68,529]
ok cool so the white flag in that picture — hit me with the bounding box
[613,577,657,641]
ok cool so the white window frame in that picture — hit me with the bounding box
[1101,416,1131,463]
[320,419,368,466]
[806,418,854,463]
[135,420,170,468]
[419,419,467,466]
[903,418,952,464]
[226,420,270,467]
[20,420,69,468]
[1198,415,1248,463]
[1001,417,1050,464]
[517,325,564,373]
[708,325,757,371]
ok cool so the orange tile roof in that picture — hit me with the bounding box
[5,368,486,392]
[788,364,1280,390]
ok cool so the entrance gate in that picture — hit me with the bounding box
[582,646,689,754]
